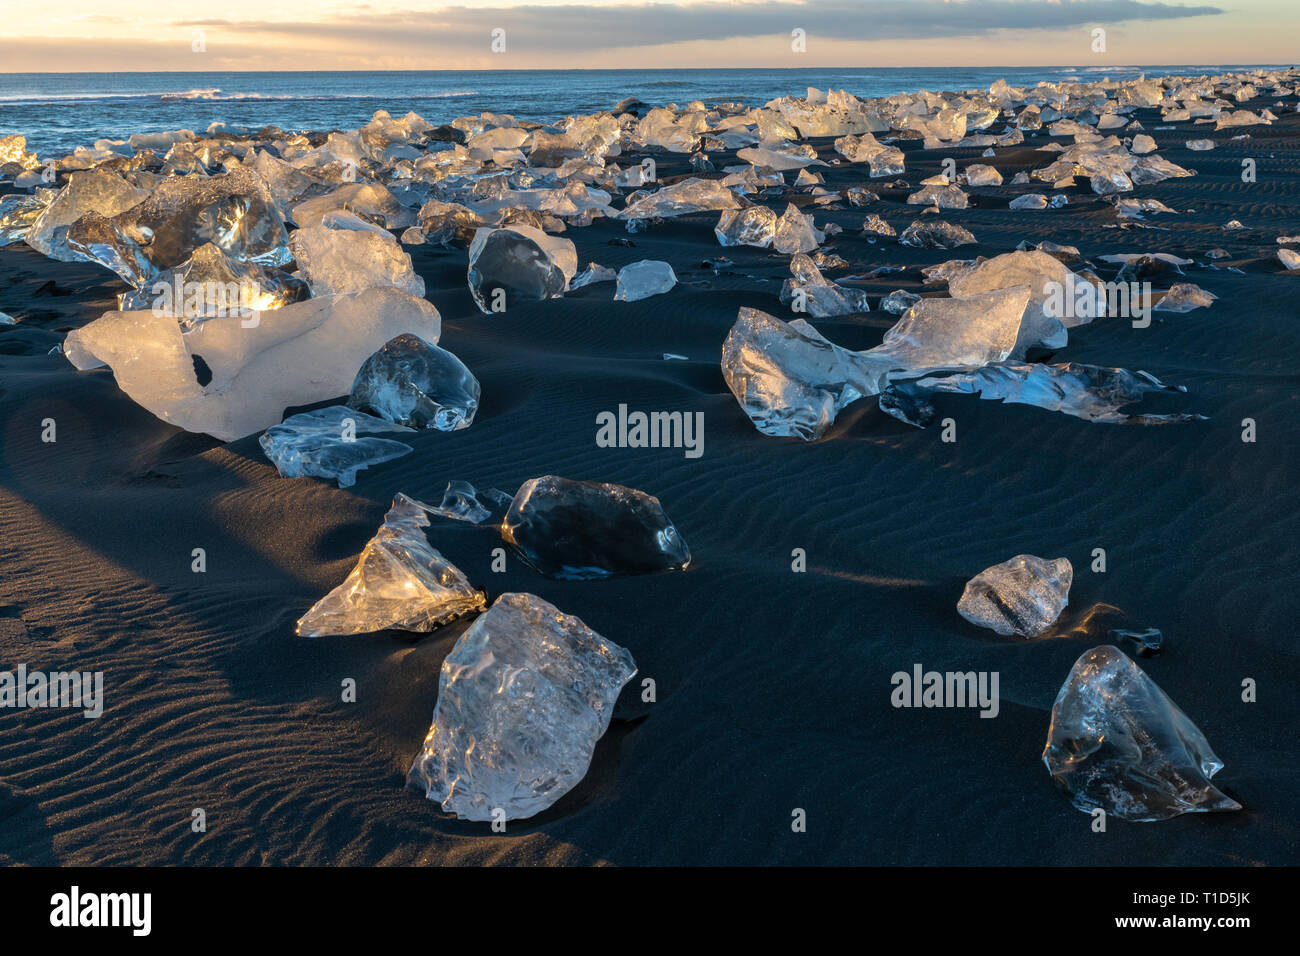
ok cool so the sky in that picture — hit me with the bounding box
[0,0,1294,72]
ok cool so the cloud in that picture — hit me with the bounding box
[176,0,1225,54]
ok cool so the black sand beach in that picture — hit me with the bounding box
[2,91,1298,866]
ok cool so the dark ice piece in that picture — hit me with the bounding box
[348,333,479,431]
[501,476,691,580]
[878,387,936,428]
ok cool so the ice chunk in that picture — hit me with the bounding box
[502,476,691,580]
[772,204,824,254]
[0,134,38,168]
[428,480,514,525]
[619,178,740,220]
[946,249,1099,351]
[116,242,308,330]
[722,308,894,439]
[1278,248,1300,270]
[406,592,636,821]
[877,387,935,427]
[0,190,55,246]
[958,554,1072,637]
[634,107,702,153]
[1155,283,1216,312]
[467,225,577,314]
[964,164,1003,187]
[67,167,291,280]
[861,214,896,239]
[297,493,486,637]
[898,220,977,249]
[614,260,677,302]
[289,225,425,297]
[26,170,148,262]
[779,253,870,317]
[63,287,441,441]
[348,333,479,430]
[892,362,1205,424]
[879,289,920,314]
[1130,134,1157,154]
[737,146,824,171]
[871,287,1033,370]
[715,207,778,248]
[906,184,970,209]
[1009,194,1048,210]
[723,290,1029,439]
[571,263,617,289]
[291,182,416,230]
[832,131,902,175]
[260,405,414,487]
[1043,645,1241,821]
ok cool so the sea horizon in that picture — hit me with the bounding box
[3,62,1293,156]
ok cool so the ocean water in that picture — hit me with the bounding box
[0,66,1285,157]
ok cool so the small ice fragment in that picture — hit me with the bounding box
[297,493,486,636]
[1130,134,1157,154]
[428,479,513,525]
[861,213,896,238]
[879,290,920,314]
[964,164,1003,187]
[347,333,479,430]
[958,554,1072,638]
[1185,139,1216,150]
[1009,194,1048,210]
[259,405,414,488]
[906,184,970,208]
[406,592,636,821]
[501,476,691,580]
[898,220,976,249]
[571,262,617,289]
[1043,645,1241,821]
[614,260,677,302]
[1109,627,1164,657]
[892,362,1205,424]
[877,388,935,428]
[1279,248,1300,270]
[663,352,688,361]
[779,253,870,317]
[1154,283,1216,312]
